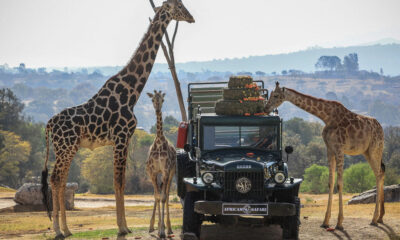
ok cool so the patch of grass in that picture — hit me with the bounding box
[71,228,120,239]
[305,197,314,203]
[0,186,15,192]
[68,225,182,239]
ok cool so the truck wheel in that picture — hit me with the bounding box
[183,191,202,238]
[176,150,196,200]
[282,197,300,240]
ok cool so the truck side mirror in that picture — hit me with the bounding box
[285,146,294,154]
[284,146,293,162]
[184,144,192,153]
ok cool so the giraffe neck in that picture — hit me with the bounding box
[284,88,335,124]
[93,8,172,109]
[156,110,164,138]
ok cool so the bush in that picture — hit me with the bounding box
[300,164,329,194]
[343,163,375,193]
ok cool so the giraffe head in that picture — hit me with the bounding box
[147,90,166,112]
[265,82,286,114]
[159,0,195,23]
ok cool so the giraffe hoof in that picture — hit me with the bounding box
[63,231,72,238]
[377,219,384,224]
[159,232,166,239]
[335,225,344,231]
[370,221,378,226]
[55,234,65,240]
[168,230,174,235]
[149,228,155,233]
[117,229,131,237]
[320,224,329,229]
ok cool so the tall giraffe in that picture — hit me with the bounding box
[145,90,176,238]
[265,82,385,230]
[41,1,194,238]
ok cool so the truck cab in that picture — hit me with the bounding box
[176,80,302,240]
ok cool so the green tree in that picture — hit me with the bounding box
[384,168,400,186]
[68,148,92,193]
[300,164,329,194]
[284,117,322,145]
[0,130,31,188]
[0,88,24,131]
[315,56,342,71]
[304,139,327,166]
[343,163,375,193]
[343,53,359,73]
[82,146,114,194]
[125,129,155,193]
[384,126,400,162]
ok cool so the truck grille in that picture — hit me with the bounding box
[223,171,265,202]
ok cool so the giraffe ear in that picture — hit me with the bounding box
[147,92,153,98]
[154,6,161,12]
[162,93,166,98]
[275,82,280,88]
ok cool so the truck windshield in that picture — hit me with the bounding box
[202,125,278,151]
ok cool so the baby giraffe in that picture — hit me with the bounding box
[146,90,176,238]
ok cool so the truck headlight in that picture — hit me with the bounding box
[274,171,286,184]
[202,172,214,185]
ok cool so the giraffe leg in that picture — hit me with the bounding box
[59,158,74,237]
[378,173,385,223]
[335,153,345,230]
[165,170,175,235]
[364,151,385,225]
[59,183,72,237]
[157,192,161,232]
[113,147,131,236]
[322,149,335,228]
[158,174,169,238]
[149,174,160,233]
[50,179,63,238]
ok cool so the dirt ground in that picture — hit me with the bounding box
[0,193,399,240]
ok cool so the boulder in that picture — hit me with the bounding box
[14,182,78,210]
[348,184,400,205]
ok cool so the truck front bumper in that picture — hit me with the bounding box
[194,201,296,216]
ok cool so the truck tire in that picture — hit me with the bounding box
[176,150,196,200]
[282,197,300,240]
[183,191,202,238]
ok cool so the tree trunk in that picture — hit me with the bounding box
[149,0,188,122]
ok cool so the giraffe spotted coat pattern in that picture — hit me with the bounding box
[145,90,176,238]
[40,0,194,238]
[265,82,385,230]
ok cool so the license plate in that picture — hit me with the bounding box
[222,203,268,216]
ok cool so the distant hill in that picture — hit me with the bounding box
[149,44,400,76]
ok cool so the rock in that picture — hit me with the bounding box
[14,182,78,210]
[348,184,400,204]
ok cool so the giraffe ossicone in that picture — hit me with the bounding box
[41,0,194,237]
[265,82,385,229]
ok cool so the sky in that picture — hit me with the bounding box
[0,0,399,68]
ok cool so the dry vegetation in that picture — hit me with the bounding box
[0,193,399,239]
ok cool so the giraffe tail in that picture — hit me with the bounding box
[41,124,52,221]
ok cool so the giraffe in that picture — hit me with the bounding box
[40,1,194,238]
[265,82,385,230]
[145,90,176,238]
